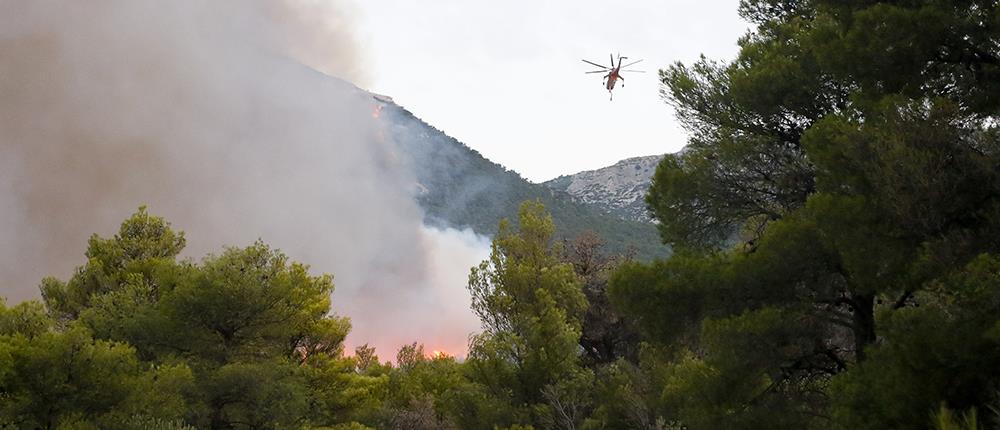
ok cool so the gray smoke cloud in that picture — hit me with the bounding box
[0,0,487,356]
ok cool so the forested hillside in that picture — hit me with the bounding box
[379,100,668,260]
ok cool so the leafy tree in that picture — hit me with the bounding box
[561,232,640,366]
[466,201,590,428]
[385,396,457,430]
[614,0,1000,427]
[302,350,387,427]
[352,344,385,376]
[830,254,1000,429]
[0,320,193,429]
[0,299,51,338]
[160,241,337,364]
[380,343,467,430]
[41,206,185,324]
[583,355,670,430]
[21,207,378,429]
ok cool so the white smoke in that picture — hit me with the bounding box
[343,226,490,356]
[0,0,488,356]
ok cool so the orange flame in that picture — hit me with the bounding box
[371,104,383,119]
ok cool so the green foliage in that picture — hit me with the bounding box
[4,203,638,429]
[382,345,467,429]
[660,309,827,429]
[41,206,185,323]
[0,324,192,428]
[609,253,724,345]
[584,357,664,430]
[4,207,379,429]
[117,415,197,430]
[466,201,592,428]
[830,254,1000,430]
[162,241,336,364]
[304,354,387,426]
[624,0,1000,428]
[0,299,51,338]
[933,405,982,430]
[562,232,641,366]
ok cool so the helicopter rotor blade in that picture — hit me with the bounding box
[581,59,608,69]
[585,70,610,74]
[622,70,647,73]
[621,59,644,69]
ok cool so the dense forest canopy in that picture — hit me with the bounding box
[616,0,1000,428]
[3,0,1000,429]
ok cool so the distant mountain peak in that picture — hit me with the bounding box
[543,154,665,223]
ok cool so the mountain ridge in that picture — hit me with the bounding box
[371,95,669,260]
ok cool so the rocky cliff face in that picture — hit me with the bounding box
[543,155,664,223]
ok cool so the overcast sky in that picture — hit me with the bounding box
[352,0,750,182]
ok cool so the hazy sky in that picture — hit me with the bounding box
[353,0,750,182]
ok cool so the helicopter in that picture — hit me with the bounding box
[582,54,645,100]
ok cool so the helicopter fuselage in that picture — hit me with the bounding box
[583,54,641,100]
[605,69,621,91]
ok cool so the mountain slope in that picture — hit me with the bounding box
[543,155,664,223]
[373,96,668,260]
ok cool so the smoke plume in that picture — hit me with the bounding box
[0,0,486,356]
